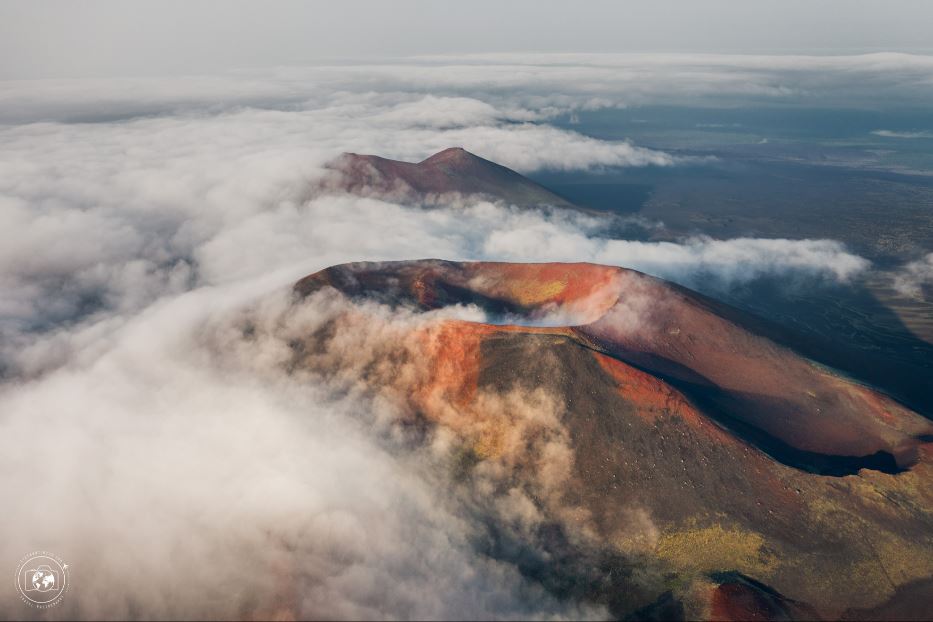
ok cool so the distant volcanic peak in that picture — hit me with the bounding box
[419,146,473,164]
[295,259,933,474]
[325,148,577,209]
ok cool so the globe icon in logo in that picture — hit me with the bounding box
[30,565,56,592]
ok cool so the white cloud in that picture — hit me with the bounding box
[0,93,870,376]
[892,252,933,299]
[0,285,604,620]
[0,57,896,618]
[5,52,933,126]
[872,129,933,139]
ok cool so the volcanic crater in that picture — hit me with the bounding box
[288,258,933,620]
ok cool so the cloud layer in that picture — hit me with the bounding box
[0,285,606,619]
[873,129,933,139]
[0,55,899,618]
[5,52,933,125]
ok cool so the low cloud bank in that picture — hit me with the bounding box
[5,52,933,124]
[0,100,869,375]
[1,191,872,380]
[0,61,893,619]
[0,285,605,620]
[872,129,933,139]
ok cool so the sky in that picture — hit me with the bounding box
[3,0,933,79]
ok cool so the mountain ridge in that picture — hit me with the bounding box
[322,147,581,209]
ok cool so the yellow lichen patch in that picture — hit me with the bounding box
[797,495,933,610]
[872,533,933,586]
[812,534,933,611]
[854,451,933,515]
[833,467,933,525]
[656,523,779,577]
[507,278,567,306]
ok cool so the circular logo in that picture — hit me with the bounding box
[14,551,69,608]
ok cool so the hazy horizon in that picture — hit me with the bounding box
[3,0,933,79]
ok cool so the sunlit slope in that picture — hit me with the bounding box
[291,260,933,620]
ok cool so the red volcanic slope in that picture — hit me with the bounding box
[323,147,579,209]
[291,259,933,619]
[297,260,931,469]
